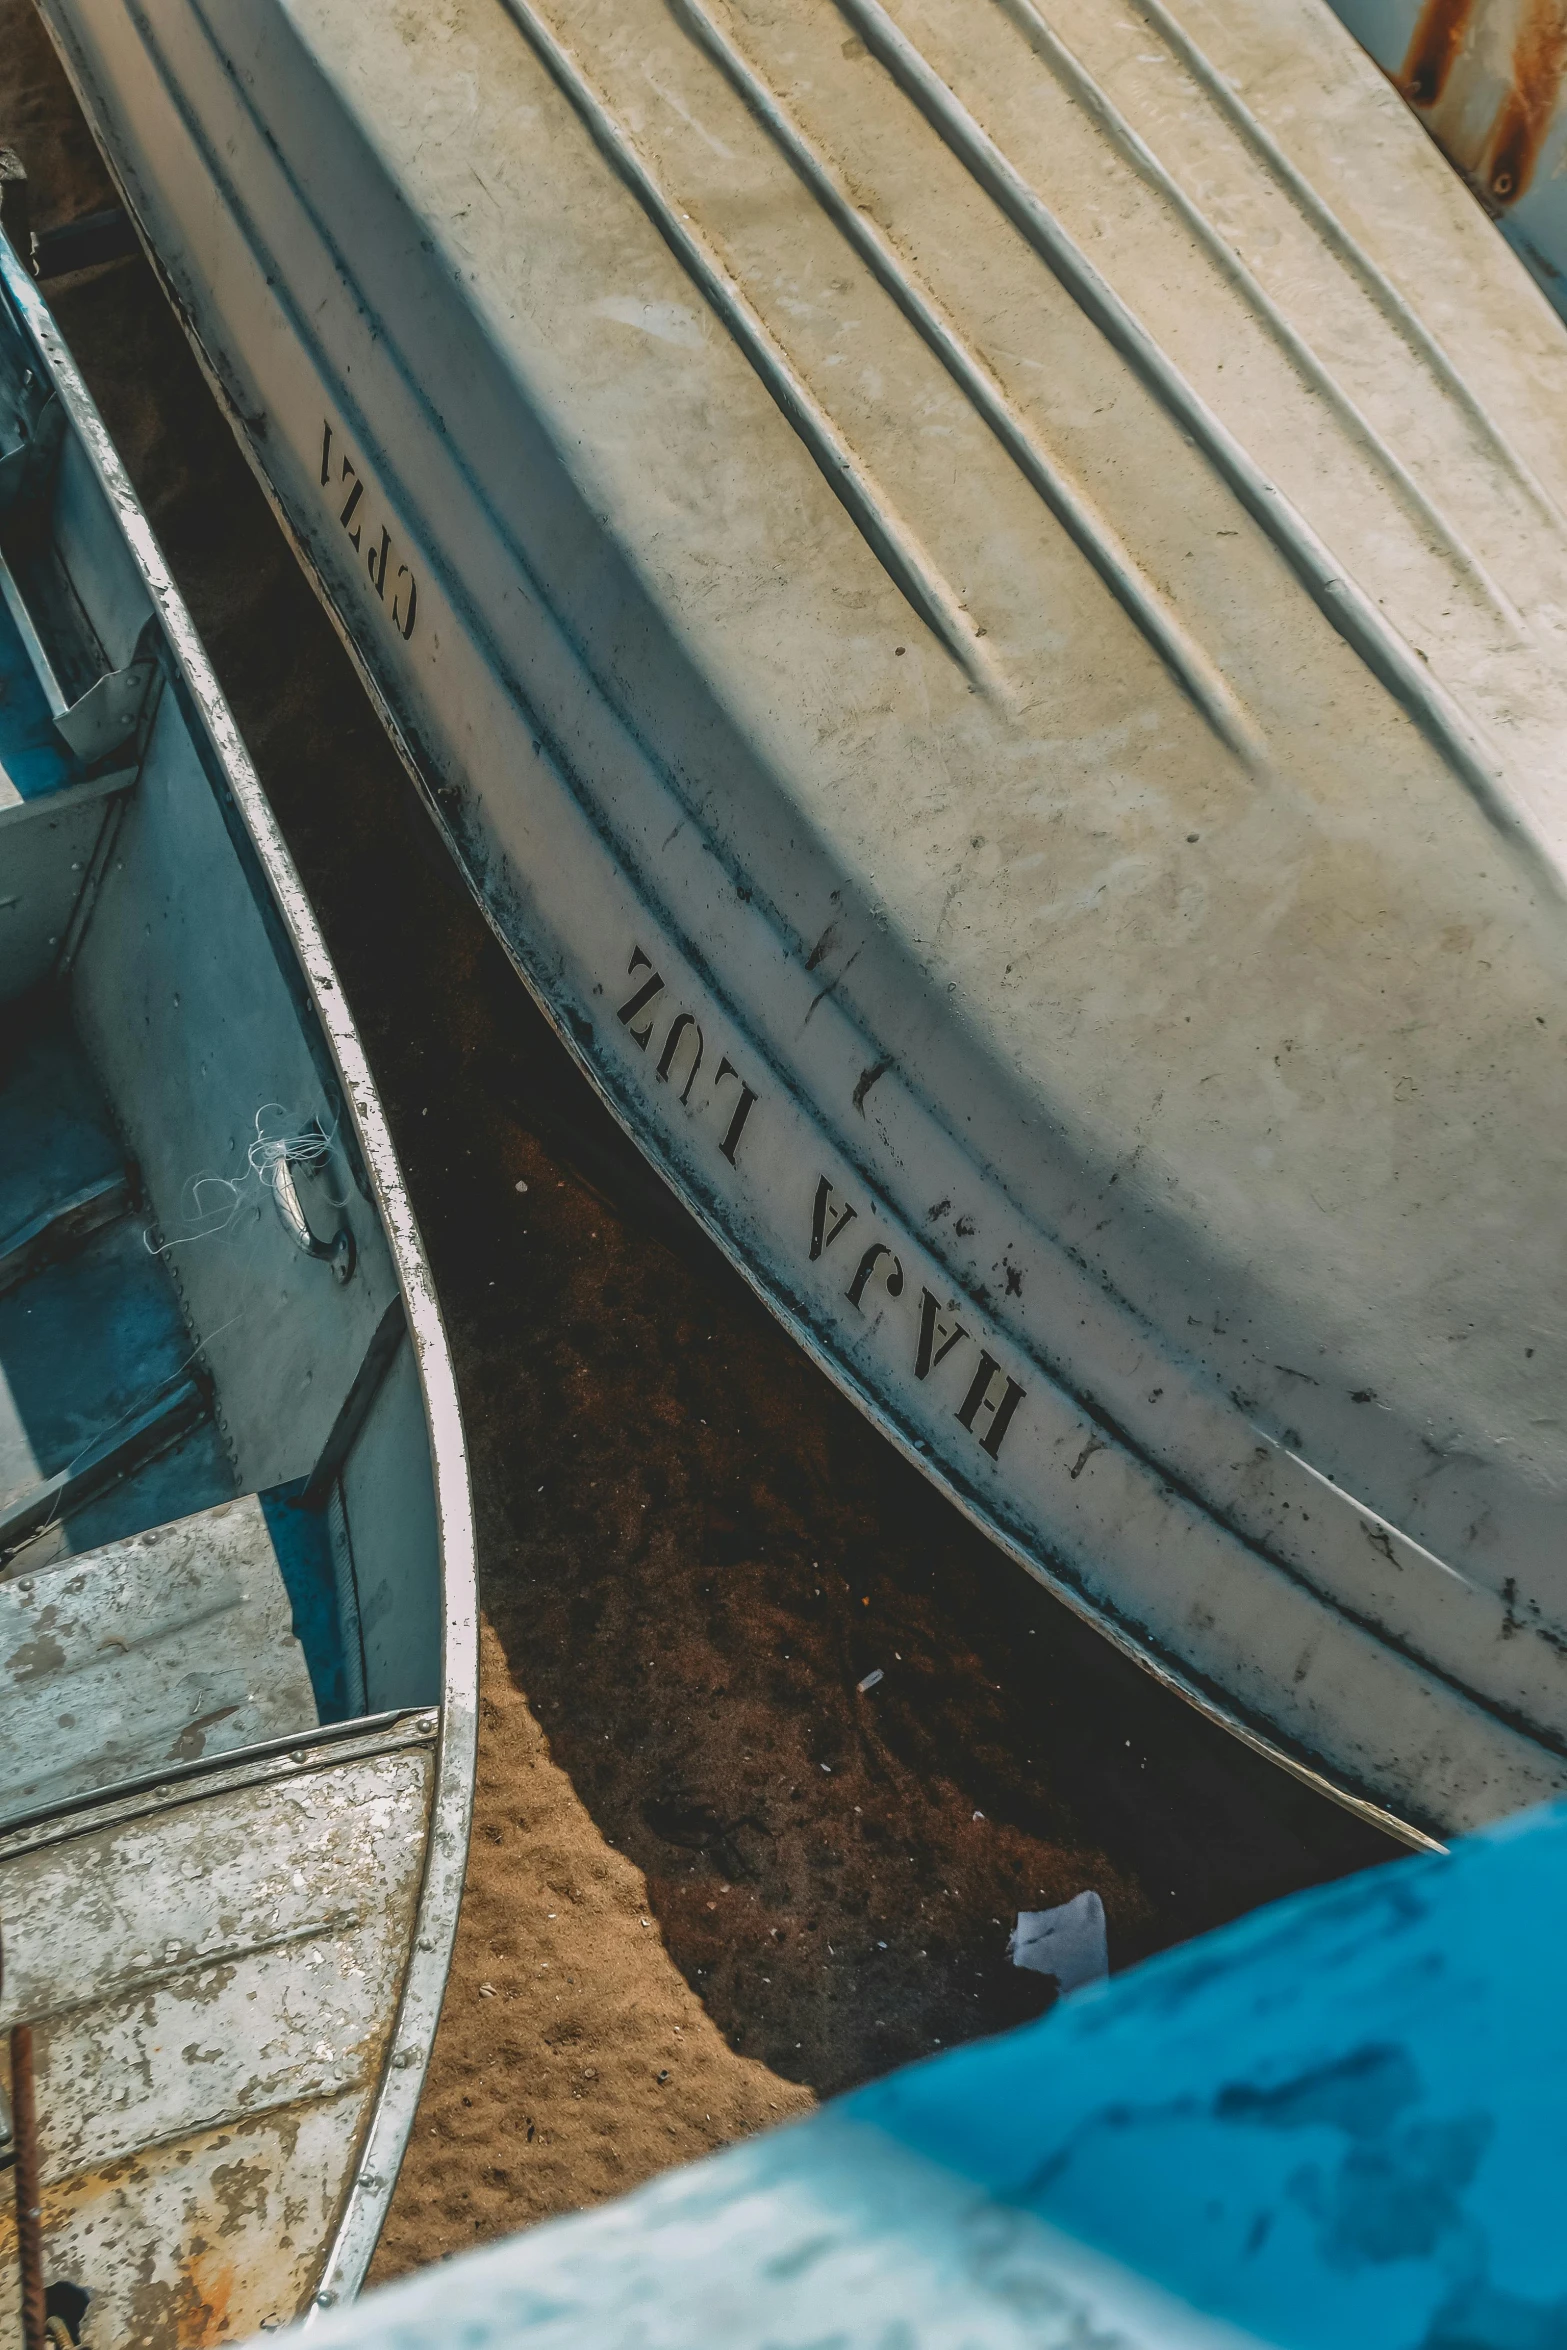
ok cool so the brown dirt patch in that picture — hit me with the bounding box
[378,1618,812,2267]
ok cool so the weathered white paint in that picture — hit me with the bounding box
[299,2121,1269,2350]
[32,0,1567,1839]
[0,1731,435,2345]
[0,1493,319,1823]
[2,2105,388,2347]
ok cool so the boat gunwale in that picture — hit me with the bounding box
[0,227,479,2317]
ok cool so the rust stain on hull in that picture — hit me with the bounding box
[176,2254,234,2348]
[0,2125,344,2348]
[1400,0,1567,207]
[0,1738,436,2346]
[1400,0,1479,105]
[1486,0,1567,199]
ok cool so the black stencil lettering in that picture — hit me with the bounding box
[714,1058,759,1165]
[846,1242,904,1311]
[338,458,365,550]
[956,1352,1027,1459]
[616,946,665,1047]
[368,524,392,599]
[809,1176,858,1263]
[393,566,417,641]
[320,417,334,487]
[914,1289,967,1381]
[656,1011,704,1105]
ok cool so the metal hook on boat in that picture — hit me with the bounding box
[271,1135,356,1284]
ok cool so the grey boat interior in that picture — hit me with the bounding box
[0,245,465,2343]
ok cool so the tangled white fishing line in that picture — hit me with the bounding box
[145,1103,345,1256]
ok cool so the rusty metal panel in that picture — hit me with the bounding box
[0,1730,434,2346]
[0,2104,380,2347]
[1396,0,1567,198]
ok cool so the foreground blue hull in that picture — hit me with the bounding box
[277,1798,1567,2349]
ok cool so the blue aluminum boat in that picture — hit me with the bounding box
[0,228,476,2344]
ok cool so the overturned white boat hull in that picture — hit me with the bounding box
[33,0,1567,1842]
[0,229,477,2341]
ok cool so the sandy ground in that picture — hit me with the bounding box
[2,5,1397,2285]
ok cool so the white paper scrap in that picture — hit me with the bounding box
[1008,1891,1108,1992]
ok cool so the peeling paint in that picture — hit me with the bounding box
[0,1738,434,2343]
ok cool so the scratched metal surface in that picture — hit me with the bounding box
[261,1793,1567,2350]
[1329,0,1567,321]
[30,0,1567,1838]
[0,1730,435,2345]
[0,1494,319,1821]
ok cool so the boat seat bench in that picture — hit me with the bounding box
[0,1493,326,1827]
